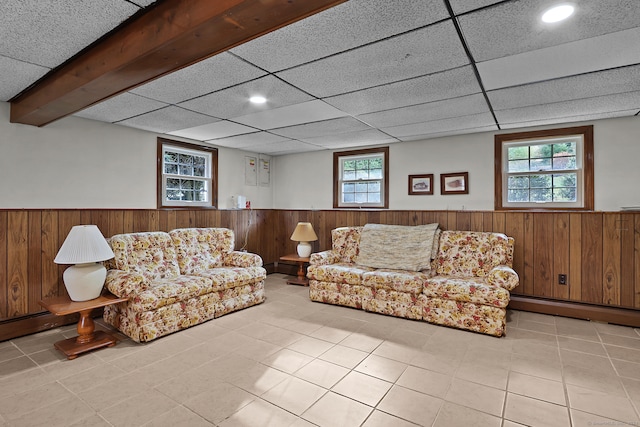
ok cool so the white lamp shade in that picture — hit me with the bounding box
[54,225,114,264]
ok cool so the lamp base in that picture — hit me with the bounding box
[297,242,312,258]
[63,263,107,301]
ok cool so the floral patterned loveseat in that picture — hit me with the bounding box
[307,225,519,336]
[103,228,266,342]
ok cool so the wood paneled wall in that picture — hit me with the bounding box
[1,208,639,339]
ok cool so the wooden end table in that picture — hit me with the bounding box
[279,254,310,286]
[39,291,128,360]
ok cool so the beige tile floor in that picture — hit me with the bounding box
[1,274,640,426]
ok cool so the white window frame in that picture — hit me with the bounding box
[334,147,389,209]
[158,139,217,208]
[495,126,594,211]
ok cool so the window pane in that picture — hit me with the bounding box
[193,165,205,177]
[529,175,551,188]
[355,182,368,192]
[179,165,193,176]
[343,170,356,180]
[355,170,369,180]
[508,159,530,172]
[553,173,577,188]
[183,191,194,201]
[553,187,576,202]
[553,142,576,156]
[180,179,194,190]
[508,189,529,202]
[343,193,355,203]
[368,193,381,203]
[343,182,355,192]
[194,181,205,191]
[165,164,178,174]
[164,152,178,163]
[166,178,179,189]
[368,181,380,192]
[530,144,552,159]
[552,156,576,170]
[196,191,207,202]
[355,193,368,203]
[343,160,355,171]
[167,190,183,200]
[508,146,529,160]
[179,154,193,165]
[370,168,383,179]
[530,158,552,171]
[508,176,529,189]
[355,159,369,170]
[531,188,552,202]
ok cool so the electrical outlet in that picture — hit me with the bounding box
[558,274,567,285]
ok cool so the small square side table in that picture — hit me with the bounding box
[39,291,128,360]
[279,254,310,286]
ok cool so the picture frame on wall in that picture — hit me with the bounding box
[441,172,469,195]
[408,174,434,195]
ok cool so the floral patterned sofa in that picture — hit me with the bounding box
[103,228,266,342]
[307,225,519,336]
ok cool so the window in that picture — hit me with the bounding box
[157,138,218,208]
[494,126,593,210]
[334,147,389,209]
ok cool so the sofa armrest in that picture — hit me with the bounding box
[310,250,339,266]
[223,251,263,268]
[105,269,147,298]
[486,265,519,291]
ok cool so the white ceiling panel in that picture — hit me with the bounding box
[244,140,325,156]
[382,113,497,139]
[500,109,640,130]
[0,56,49,101]
[478,27,640,90]
[232,100,348,130]
[178,75,314,120]
[270,117,373,139]
[399,125,498,142]
[460,0,640,62]
[324,66,482,116]
[230,0,450,72]
[358,94,490,128]
[74,92,168,123]
[302,129,398,148]
[276,20,469,98]
[448,0,503,15]
[0,0,140,68]
[130,52,267,104]
[495,91,640,124]
[168,120,257,141]
[487,65,640,110]
[207,132,291,149]
[117,106,217,133]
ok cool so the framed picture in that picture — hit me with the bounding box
[408,174,434,195]
[441,172,469,195]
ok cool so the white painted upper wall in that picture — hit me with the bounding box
[1,101,638,211]
[0,102,273,209]
[274,115,640,212]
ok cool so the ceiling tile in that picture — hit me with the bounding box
[382,112,497,139]
[131,52,267,104]
[495,91,640,125]
[358,93,490,128]
[302,129,398,148]
[232,100,348,130]
[0,0,139,68]
[207,132,291,149]
[0,56,49,101]
[276,20,469,98]
[168,120,257,141]
[178,75,315,119]
[499,109,640,130]
[487,64,640,110]
[116,106,218,133]
[448,0,503,15]
[398,125,498,142]
[231,0,450,72]
[478,27,640,90]
[244,140,325,156]
[324,66,482,115]
[459,0,640,62]
[270,117,372,139]
[73,92,168,123]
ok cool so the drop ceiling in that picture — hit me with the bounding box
[1,0,639,156]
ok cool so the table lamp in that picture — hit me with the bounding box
[290,222,318,258]
[54,225,115,301]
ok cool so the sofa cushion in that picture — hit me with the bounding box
[332,227,363,264]
[423,276,510,308]
[169,228,235,275]
[435,231,511,277]
[362,269,427,294]
[356,223,439,271]
[197,266,267,291]
[129,275,214,311]
[307,263,374,286]
[110,232,181,282]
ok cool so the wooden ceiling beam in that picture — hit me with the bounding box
[10,0,347,127]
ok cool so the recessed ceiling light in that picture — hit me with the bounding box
[541,4,575,23]
[249,95,267,104]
